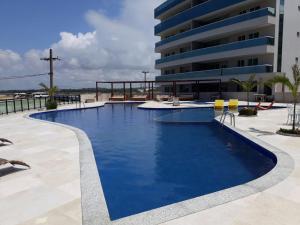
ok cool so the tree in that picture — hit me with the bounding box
[231,74,257,107]
[39,82,58,101]
[269,64,300,132]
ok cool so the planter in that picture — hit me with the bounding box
[276,130,300,137]
[238,107,258,117]
[46,100,58,110]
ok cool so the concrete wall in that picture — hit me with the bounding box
[281,0,300,84]
[274,92,300,103]
[197,91,257,101]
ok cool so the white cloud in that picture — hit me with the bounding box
[0,0,163,90]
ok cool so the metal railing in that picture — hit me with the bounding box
[220,111,236,127]
[0,95,81,115]
[156,65,273,81]
[156,36,274,65]
[155,0,249,34]
[156,7,275,48]
[155,0,185,18]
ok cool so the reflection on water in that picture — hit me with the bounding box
[32,104,275,220]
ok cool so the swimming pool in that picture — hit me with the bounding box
[32,104,276,220]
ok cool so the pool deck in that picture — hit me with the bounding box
[0,101,299,225]
[0,102,104,225]
[163,108,300,225]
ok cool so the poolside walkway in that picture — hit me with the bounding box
[162,108,300,225]
[0,102,299,225]
[0,102,103,225]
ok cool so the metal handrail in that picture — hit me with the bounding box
[0,95,81,115]
[220,111,236,127]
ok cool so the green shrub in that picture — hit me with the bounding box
[238,107,257,116]
[46,100,58,110]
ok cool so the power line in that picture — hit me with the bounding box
[0,73,49,81]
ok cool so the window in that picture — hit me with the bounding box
[239,10,247,15]
[248,58,259,66]
[250,6,261,12]
[238,35,246,41]
[237,60,245,67]
[296,57,299,63]
[297,32,300,37]
[249,32,259,39]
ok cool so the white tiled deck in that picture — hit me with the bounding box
[0,102,104,225]
[0,102,299,225]
[162,108,300,225]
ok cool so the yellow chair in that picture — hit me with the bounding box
[228,99,239,110]
[214,99,224,110]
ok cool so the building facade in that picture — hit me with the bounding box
[154,0,300,101]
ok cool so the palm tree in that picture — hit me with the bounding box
[269,64,300,132]
[231,74,257,107]
[39,83,58,101]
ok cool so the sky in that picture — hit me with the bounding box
[0,0,163,90]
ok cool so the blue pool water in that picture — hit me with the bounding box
[32,104,276,220]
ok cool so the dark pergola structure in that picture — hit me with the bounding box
[96,79,222,101]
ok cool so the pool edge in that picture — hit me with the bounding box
[25,105,295,225]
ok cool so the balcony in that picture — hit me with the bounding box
[156,37,275,68]
[156,7,275,50]
[155,0,248,35]
[156,65,274,81]
[155,0,186,19]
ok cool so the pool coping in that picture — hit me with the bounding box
[26,103,295,225]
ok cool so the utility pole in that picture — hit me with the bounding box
[40,49,60,89]
[142,71,149,93]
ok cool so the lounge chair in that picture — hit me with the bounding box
[156,95,169,102]
[130,95,148,101]
[109,96,126,101]
[228,99,239,110]
[85,99,95,103]
[214,99,224,110]
[179,94,194,101]
[0,138,13,145]
[0,158,30,168]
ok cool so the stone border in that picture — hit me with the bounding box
[26,104,295,225]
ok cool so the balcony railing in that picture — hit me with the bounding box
[156,37,274,65]
[156,65,274,81]
[155,0,248,35]
[156,7,275,49]
[155,0,186,18]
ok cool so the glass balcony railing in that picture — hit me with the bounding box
[156,37,274,65]
[156,65,274,81]
[155,0,185,18]
[155,0,248,35]
[156,8,275,49]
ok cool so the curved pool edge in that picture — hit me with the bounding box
[25,104,294,225]
[24,104,110,225]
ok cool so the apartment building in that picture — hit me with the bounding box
[154,0,300,101]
